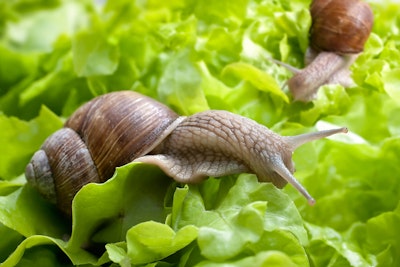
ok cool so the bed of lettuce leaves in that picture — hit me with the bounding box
[1,0,400,266]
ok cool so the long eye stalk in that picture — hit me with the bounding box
[285,127,348,151]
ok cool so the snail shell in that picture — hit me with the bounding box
[309,0,374,54]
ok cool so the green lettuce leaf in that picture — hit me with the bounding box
[196,251,300,267]
[169,175,308,265]
[1,163,174,266]
[0,106,63,180]
[306,223,376,267]
[72,29,120,77]
[126,222,198,265]
[0,224,23,263]
[221,62,289,103]
[68,163,172,249]
[365,203,400,266]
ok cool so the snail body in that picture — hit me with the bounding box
[284,0,374,101]
[26,91,347,216]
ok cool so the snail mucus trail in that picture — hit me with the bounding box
[26,91,348,216]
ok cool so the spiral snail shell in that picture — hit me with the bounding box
[309,0,374,54]
[26,91,347,216]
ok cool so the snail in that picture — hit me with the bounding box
[25,91,347,216]
[276,0,374,101]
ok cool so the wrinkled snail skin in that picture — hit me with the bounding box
[288,0,374,101]
[138,110,348,205]
[288,51,358,101]
[26,91,347,216]
[304,48,358,88]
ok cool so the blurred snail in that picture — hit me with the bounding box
[276,0,374,101]
[25,91,347,216]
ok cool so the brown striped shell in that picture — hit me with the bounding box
[25,91,181,216]
[309,0,374,54]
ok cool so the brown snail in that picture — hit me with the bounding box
[280,0,374,101]
[26,91,347,216]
